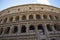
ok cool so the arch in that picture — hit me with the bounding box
[38,24,45,34]
[4,27,10,34]
[29,7,32,9]
[29,25,35,30]
[54,24,60,31]
[21,25,26,33]
[38,24,44,30]
[29,15,33,20]
[22,15,26,20]
[36,15,41,19]
[43,15,47,19]
[4,18,8,23]
[46,24,53,31]
[0,28,3,35]
[9,17,13,22]
[18,9,20,11]
[13,26,18,33]
[49,15,54,19]
[15,16,19,21]
[55,16,59,20]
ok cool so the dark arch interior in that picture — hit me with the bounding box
[4,18,7,23]
[43,15,47,19]
[21,25,26,33]
[38,24,45,34]
[29,15,33,19]
[9,17,13,22]
[36,15,41,19]
[54,24,60,31]
[55,16,59,20]
[47,24,53,31]
[13,26,18,33]
[4,27,10,34]
[49,15,53,19]
[15,16,19,21]
[29,25,35,30]
[22,15,26,20]
[0,28,3,35]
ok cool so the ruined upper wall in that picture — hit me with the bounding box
[0,4,60,17]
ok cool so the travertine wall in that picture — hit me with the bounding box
[0,4,60,40]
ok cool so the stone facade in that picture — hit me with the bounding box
[0,4,60,40]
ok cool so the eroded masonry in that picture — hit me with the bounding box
[0,4,60,40]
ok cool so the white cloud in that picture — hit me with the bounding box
[37,0,50,5]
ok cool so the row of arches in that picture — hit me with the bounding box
[0,24,60,35]
[0,14,59,23]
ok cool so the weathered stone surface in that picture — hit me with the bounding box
[0,4,60,40]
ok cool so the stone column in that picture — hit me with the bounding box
[19,15,22,21]
[34,14,36,20]
[48,15,50,20]
[18,24,21,34]
[35,25,40,40]
[41,14,43,20]
[43,24,49,40]
[53,16,56,20]
[13,16,15,22]
[2,27,5,34]
[7,17,9,23]
[51,24,56,31]
[26,24,29,33]
[26,15,29,20]
[43,24,48,34]
[9,26,13,34]
[1,19,4,24]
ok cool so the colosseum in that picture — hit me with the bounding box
[0,4,60,40]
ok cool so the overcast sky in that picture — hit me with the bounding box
[0,0,60,11]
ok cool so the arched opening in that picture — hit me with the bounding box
[4,18,7,23]
[15,16,19,21]
[55,16,59,20]
[29,15,33,20]
[38,24,44,30]
[4,27,10,34]
[9,17,13,22]
[49,15,54,19]
[29,7,32,9]
[13,26,18,33]
[29,25,35,30]
[22,15,26,20]
[54,24,60,31]
[36,15,41,19]
[0,28,3,35]
[18,9,20,11]
[43,15,47,19]
[21,25,26,33]
[46,24,53,31]
[38,24,45,34]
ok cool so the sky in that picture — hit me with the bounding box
[0,0,60,11]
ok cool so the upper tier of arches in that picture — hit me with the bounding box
[0,14,59,23]
[0,4,60,17]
